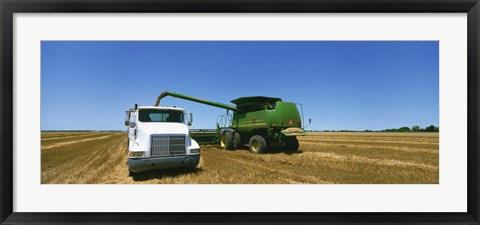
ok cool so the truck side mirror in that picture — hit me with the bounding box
[129,121,136,128]
[309,118,312,124]
[124,111,131,126]
[187,113,193,126]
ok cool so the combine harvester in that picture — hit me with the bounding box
[155,91,310,154]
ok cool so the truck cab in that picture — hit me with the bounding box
[125,105,200,174]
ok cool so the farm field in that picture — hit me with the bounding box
[41,132,439,184]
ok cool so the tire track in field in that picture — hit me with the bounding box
[42,132,104,141]
[203,150,334,184]
[300,152,438,171]
[86,135,130,184]
[67,136,120,182]
[299,140,439,154]
[81,135,127,183]
[298,137,438,146]
[42,133,126,183]
[41,132,92,138]
[42,134,115,150]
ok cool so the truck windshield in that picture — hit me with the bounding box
[138,109,184,123]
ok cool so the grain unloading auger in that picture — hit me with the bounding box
[155,91,310,153]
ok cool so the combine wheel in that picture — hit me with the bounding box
[285,138,299,152]
[233,132,242,149]
[220,131,234,150]
[249,135,267,154]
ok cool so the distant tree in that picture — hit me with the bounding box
[398,126,411,132]
[424,125,437,132]
[411,125,421,132]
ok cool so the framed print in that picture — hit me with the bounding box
[1,0,479,224]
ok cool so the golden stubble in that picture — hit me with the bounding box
[41,131,439,184]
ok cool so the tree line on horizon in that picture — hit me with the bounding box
[44,125,440,133]
[309,125,439,133]
[42,130,124,132]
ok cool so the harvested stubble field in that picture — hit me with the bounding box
[41,132,439,184]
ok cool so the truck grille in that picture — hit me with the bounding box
[150,135,186,157]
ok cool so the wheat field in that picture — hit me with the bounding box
[41,132,439,184]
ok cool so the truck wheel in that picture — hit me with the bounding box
[221,131,234,150]
[285,138,299,152]
[249,135,267,154]
[233,132,242,149]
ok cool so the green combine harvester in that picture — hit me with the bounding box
[155,91,310,153]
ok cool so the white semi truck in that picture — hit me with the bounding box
[125,104,200,175]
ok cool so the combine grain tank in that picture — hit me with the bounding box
[155,91,310,154]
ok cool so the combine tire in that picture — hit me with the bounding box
[285,138,299,152]
[233,132,242,149]
[249,135,267,154]
[221,131,234,150]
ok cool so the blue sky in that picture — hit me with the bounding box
[41,41,439,131]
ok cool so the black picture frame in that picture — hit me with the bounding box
[1,0,479,224]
